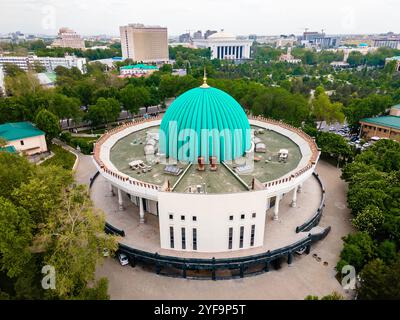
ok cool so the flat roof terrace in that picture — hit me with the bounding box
[109,125,302,193]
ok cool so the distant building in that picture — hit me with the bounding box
[36,72,57,88]
[360,105,400,140]
[51,28,85,50]
[179,33,191,43]
[276,35,297,48]
[0,122,48,155]
[385,56,400,71]
[171,68,187,76]
[119,64,159,78]
[0,55,87,73]
[193,30,203,40]
[193,30,253,60]
[373,37,400,49]
[330,61,350,68]
[120,23,169,63]
[278,47,301,64]
[89,57,123,70]
[301,31,340,49]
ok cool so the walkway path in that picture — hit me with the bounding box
[87,160,354,299]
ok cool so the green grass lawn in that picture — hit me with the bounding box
[41,145,76,170]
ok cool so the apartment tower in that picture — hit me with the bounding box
[119,23,168,62]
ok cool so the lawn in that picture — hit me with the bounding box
[41,144,76,170]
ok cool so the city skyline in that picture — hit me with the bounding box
[1,0,399,37]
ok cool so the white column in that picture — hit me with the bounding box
[139,197,145,224]
[117,188,124,211]
[109,182,115,196]
[266,197,271,210]
[273,195,281,220]
[291,186,298,208]
[297,183,303,193]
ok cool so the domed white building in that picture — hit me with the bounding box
[93,76,327,264]
[193,30,253,60]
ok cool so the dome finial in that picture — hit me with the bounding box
[200,66,209,88]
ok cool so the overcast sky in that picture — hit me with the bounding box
[1,0,399,36]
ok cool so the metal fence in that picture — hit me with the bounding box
[296,172,326,233]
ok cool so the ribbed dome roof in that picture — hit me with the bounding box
[159,86,251,162]
[208,31,236,40]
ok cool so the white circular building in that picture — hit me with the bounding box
[93,80,323,258]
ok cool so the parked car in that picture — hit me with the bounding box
[118,253,129,266]
[103,248,109,257]
[295,246,307,255]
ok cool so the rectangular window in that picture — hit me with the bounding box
[181,227,186,250]
[169,226,174,249]
[250,225,255,247]
[241,214,245,220]
[229,215,233,221]
[239,226,244,248]
[252,213,256,218]
[181,215,185,221]
[169,214,173,220]
[20,140,24,146]
[192,216,197,222]
[228,227,233,249]
[192,228,197,251]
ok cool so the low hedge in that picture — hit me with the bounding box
[59,132,95,155]
[42,145,76,170]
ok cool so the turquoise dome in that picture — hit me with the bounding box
[159,85,251,162]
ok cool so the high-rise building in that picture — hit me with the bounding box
[179,33,191,43]
[120,23,169,63]
[193,30,203,40]
[51,28,85,50]
[301,31,339,49]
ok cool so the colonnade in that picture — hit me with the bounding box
[271,182,303,221]
[110,183,145,224]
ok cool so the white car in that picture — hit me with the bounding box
[103,248,109,257]
[118,253,129,266]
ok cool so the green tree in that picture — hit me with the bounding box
[0,197,33,278]
[312,86,344,129]
[336,232,377,272]
[2,63,25,77]
[352,205,385,236]
[119,84,150,115]
[85,97,121,127]
[358,256,400,300]
[347,51,365,66]
[34,109,60,144]
[39,185,117,299]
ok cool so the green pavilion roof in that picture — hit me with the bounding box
[159,84,251,162]
[121,64,158,70]
[0,145,17,153]
[0,122,45,141]
[361,116,400,130]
